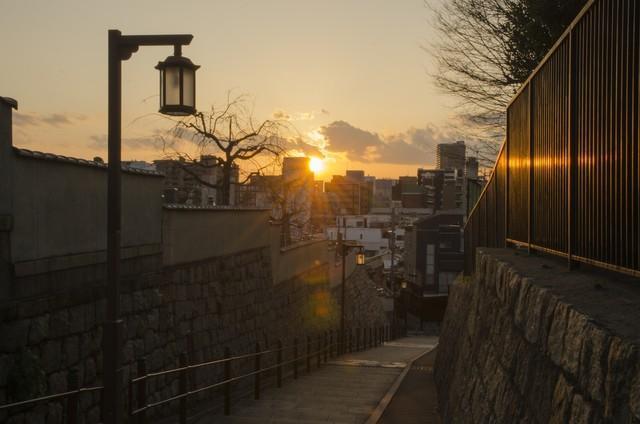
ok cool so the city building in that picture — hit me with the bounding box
[392,176,431,209]
[403,213,464,294]
[154,155,238,206]
[372,179,396,208]
[326,214,405,256]
[465,156,479,179]
[325,171,372,216]
[436,141,466,173]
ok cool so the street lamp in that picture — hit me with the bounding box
[105,30,198,424]
[337,233,364,354]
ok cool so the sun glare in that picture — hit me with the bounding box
[309,157,324,174]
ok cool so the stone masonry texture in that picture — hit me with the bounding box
[0,247,388,423]
[435,248,640,424]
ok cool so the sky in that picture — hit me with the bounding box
[0,0,465,180]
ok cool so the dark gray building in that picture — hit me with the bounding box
[436,141,466,173]
[404,213,464,294]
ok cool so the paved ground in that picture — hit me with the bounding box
[378,348,440,424]
[195,336,437,424]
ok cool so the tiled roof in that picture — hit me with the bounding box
[13,147,163,177]
[163,203,270,212]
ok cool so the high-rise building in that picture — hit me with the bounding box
[436,141,466,173]
[465,157,479,178]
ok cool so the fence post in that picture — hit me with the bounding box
[323,332,328,363]
[316,334,321,368]
[178,353,188,424]
[277,340,283,388]
[66,369,79,424]
[254,342,261,400]
[224,347,231,415]
[293,338,298,379]
[136,358,147,424]
[306,336,311,373]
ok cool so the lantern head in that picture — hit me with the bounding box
[156,47,199,116]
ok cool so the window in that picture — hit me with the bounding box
[439,240,453,249]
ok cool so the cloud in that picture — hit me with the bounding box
[41,113,72,126]
[321,108,330,115]
[319,120,382,159]
[88,134,164,151]
[13,112,79,127]
[319,121,456,165]
[272,109,291,120]
[284,137,324,158]
[272,109,315,121]
[13,113,38,127]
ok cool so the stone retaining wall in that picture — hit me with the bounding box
[435,248,640,423]
[1,247,388,423]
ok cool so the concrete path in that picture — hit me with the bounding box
[378,348,440,424]
[195,336,437,424]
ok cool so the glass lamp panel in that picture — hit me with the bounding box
[165,66,181,106]
[182,68,195,108]
[159,70,164,107]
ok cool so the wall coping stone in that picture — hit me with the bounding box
[14,243,162,277]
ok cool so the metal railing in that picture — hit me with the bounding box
[0,370,102,424]
[129,326,391,423]
[0,326,391,424]
[465,0,640,278]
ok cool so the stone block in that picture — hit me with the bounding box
[578,323,610,403]
[603,336,637,420]
[547,302,570,367]
[67,305,86,334]
[84,358,97,384]
[560,309,588,378]
[41,340,62,373]
[62,335,79,366]
[47,371,66,394]
[0,319,29,353]
[549,374,573,424]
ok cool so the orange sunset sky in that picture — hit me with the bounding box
[1,0,471,180]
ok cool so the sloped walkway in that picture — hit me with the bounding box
[195,336,437,424]
[378,348,440,423]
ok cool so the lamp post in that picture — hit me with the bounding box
[337,233,364,354]
[105,30,198,424]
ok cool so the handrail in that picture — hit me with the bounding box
[0,385,103,411]
[132,339,314,383]
[130,325,392,422]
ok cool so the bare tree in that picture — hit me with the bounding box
[165,95,287,205]
[255,174,313,246]
[428,0,585,150]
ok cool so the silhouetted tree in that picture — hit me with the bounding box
[253,173,313,246]
[167,95,287,205]
[429,0,586,149]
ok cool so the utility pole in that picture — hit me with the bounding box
[389,206,396,338]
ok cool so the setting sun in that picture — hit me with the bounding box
[309,157,325,174]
